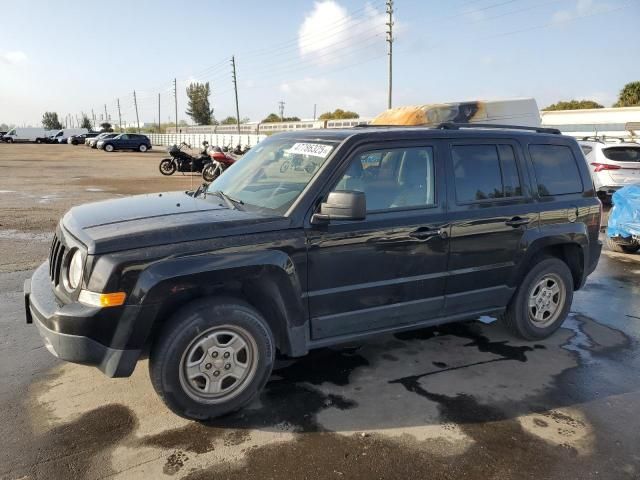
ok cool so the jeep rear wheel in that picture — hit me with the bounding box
[500,257,573,340]
[149,297,275,420]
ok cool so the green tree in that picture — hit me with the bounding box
[80,114,92,130]
[542,100,604,111]
[613,81,640,107]
[221,116,238,125]
[0,123,10,131]
[42,112,63,130]
[262,113,301,122]
[185,82,214,125]
[99,122,114,132]
[318,108,360,120]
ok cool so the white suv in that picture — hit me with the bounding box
[579,138,640,202]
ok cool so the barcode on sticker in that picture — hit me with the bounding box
[288,143,333,158]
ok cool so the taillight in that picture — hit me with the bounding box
[591,162,621,172]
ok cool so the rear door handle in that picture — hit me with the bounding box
[505,216,531,227]
[409,227,443,240]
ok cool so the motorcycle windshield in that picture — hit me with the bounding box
[207,137,339,214]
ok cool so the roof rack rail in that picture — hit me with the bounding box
[437,122,561,135]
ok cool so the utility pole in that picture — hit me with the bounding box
[386,0,394,109]
[278,101,285,121]
[117,98,123,132]
[313,103,317,121]
[91,109,96,130]
[133,90,140,133]
[104,104,108,126]
[158,93,161,133]
[173,78,178,133]
[231,56,241,135]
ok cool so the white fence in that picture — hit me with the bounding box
[147,133,266,148]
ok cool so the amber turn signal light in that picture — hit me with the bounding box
[78,290,127,308]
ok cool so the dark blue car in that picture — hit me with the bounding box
[97,133,152,152]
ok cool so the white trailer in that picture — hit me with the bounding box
[2,128,48,143]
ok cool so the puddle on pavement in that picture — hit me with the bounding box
[85,187,105,192]
[24,313,637,479]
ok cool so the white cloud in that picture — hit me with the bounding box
[298,1,387,65]
[552,0,611,24]
[0,50,28,65]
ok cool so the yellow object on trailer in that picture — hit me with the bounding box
[370,98,541,128]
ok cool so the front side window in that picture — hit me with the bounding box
[207,136,338,214]
[333,147,435,211]
[529,144,583,196]
[452,144,522,203]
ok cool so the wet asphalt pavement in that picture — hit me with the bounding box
[1,247,639,480]
[0,145,639,480]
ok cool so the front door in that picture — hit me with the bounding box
[443,139,538,315]
[305,141,450,341]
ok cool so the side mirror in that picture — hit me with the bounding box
[311,190,366,225]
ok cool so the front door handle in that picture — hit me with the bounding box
[409,227,443,240]
[505,216,531,228]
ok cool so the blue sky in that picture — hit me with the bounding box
[1,0,638,126]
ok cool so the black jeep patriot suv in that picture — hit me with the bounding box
[24,124,602,420]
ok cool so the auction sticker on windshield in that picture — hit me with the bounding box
[288,143,334,158]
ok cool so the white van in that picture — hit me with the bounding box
[2,128,48,143]
[51,128,89,143]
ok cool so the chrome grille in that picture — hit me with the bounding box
[48,233,66,286]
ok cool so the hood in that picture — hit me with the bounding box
[63,191,288,254]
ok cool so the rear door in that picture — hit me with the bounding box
[444,139,538,315]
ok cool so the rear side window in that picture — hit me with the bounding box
[602,147,640,162]
[580,145,593,156]
[452,144,522,203]
[529,144,583,196]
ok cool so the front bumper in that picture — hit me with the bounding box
[24,262,141,377]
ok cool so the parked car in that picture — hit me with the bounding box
[0,131,6,141]
[88,132,118,148]
[3,127,49,143]
[48,128,88,144]
[24,124,602,420]
[97,133,152,152]
[68,132,99,145]
[579,137,640,202]
[606,184,640,253]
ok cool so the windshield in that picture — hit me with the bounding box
[206,136,339,214]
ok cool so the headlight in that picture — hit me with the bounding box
[67,249,84,290]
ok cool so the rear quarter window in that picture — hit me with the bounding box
[529,144,583,196]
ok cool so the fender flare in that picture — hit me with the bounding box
[128,249,308,355]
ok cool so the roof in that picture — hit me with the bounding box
[274,124,565,143]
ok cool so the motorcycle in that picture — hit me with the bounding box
[202,146,238,182]
[159,141,212,176]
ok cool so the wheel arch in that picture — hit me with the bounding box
[130,251,308,357]
[512,232,587,292]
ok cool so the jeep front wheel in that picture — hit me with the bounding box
[149,297,275,420]
[500,257,573,340]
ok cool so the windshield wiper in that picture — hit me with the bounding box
[210,190,244,210]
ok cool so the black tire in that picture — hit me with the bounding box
[139,144,148,153]
[104,143,114,152]
[71,140,78,145]
[500,256,573,340]
[606,236,640,254]
[149,297,275,420]
[7,138,13,144]
[35,138,42,144]
[202,163,218,182]
[159,159,176,176]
